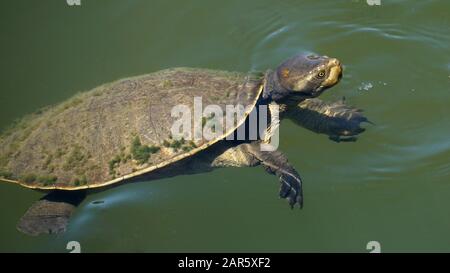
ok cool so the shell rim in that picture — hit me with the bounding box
[0,84,264,191]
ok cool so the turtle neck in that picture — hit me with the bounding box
[262,70,289,101]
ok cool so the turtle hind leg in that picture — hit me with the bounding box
[17,190,86,236]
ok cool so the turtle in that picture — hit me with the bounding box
[0,53,368,236]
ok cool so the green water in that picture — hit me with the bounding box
[0,0,449,252]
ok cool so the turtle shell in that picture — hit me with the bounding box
[0,68,263,189]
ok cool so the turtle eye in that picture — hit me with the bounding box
[317,70,326,78]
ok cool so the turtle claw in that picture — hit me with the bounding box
[279,172,303,209]
[328,104,370,141]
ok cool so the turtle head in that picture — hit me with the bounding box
[264,53,343,101]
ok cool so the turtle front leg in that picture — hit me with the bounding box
[211,142,303,208]
[286,98,369,142]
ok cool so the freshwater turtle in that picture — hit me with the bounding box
[0,53,367,236]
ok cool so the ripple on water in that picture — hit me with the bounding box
[249,22,324,71]
[363,132,450,182]
[320,20,448,51]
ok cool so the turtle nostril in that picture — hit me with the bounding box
[329,58,340,67]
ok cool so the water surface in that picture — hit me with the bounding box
[0,0,449,252]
